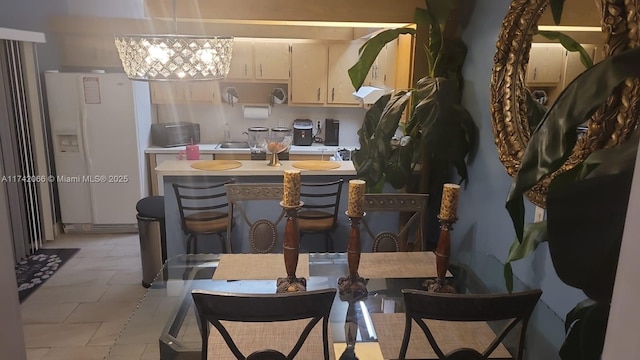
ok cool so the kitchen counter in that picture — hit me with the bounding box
[155,160,356,176]
[145,143,357,156]
[159,159,357,257]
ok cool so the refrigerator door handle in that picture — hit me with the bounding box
[78,77,97,223]
[80,104,92,170]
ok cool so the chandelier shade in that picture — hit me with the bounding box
[114,35,234,81]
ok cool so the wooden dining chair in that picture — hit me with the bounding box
[225,183,285,253]
[363,193,429,252]
[399,288,543,360]
[173,179,234,254]
[191,288,337,360]
[298,178,344,252]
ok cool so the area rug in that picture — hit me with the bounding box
[15,248,79,303]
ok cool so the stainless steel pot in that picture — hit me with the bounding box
[244,126,269,152]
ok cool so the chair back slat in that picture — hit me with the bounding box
[224,183,286,253]
[402,289,542,321]
[364,193,429,252]
[298,179,344,251]
[192,288,336,360]
[399,289,542,360]
[173,180,233,217]
[172,180,234,253]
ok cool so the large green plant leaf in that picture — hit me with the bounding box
[353,91,410,190]
[537,30,593,68]
[348,28,416,90]
[435,39,468,91]
[549,127,640,193]
[550,0,565,25]
[403,77,476,185]
[503,221,548,292]
[386,141,413,189]
[560,301,610,360]
[506,46,640,242]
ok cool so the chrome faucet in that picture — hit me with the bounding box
[224,123,231,142]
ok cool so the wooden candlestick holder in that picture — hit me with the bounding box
[338,212,368,300]
[424,216,457,293]
[277,201,307,293]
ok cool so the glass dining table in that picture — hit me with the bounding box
[104,252,551,360]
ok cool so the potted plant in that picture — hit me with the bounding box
[348,0,477,248]
[505,45,640,358]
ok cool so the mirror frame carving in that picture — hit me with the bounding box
[490,0,640,207]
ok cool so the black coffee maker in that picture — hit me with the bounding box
[324,119,340,146]
[293,119,313,146]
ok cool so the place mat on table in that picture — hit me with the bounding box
[208,319,335,360]
[191,160,242,171]
[292,160,341,170]
[334,342,384,360]
[358,252,450,279]
[212,253,310,280]
[371,313,511,359]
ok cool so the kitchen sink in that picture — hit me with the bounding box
[217,142,250,149]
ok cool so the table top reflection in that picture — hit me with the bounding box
[105,252,522,360]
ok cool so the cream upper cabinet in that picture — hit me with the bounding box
[227,40,254,80]
[526,44,564,85]
[365,39,398,88]
[150,82,221,104]
[253,41,290,81]
[150,82,189,104]
[562,44,597,88]
[188,81,222,104]
[327,42,361,105]
[290,42,328,104]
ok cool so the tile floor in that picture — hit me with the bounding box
[20,233,154,360]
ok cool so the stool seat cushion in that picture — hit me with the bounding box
[185,211,228,234]
[136,196,165,219]
[298,210,334,231]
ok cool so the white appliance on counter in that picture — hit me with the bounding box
[45,72,152,232]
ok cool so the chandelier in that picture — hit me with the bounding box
[114,1,233,81]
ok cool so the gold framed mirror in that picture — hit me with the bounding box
[490,0,640,207]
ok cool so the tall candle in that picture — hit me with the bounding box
[347,179,366,217]
[439,183,460,220]
[283,170,301,206]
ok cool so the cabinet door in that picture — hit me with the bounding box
[150,82,189,104]
[290,43,328,104]
[254,41,290,81]
[562,44,596,88]
[327,42,361,105]
[189,81,222,104]
[526,45,564,85]
[365,39,397,88]
[227,40,254,79]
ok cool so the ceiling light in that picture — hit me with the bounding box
[114,0,233,81]
[537,25,601,32]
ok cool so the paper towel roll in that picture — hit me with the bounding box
[243,105,270,119]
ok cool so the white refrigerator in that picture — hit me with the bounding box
[45,72,152,232]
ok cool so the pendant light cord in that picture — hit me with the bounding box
[173,0,178,34]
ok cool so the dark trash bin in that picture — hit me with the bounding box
[136,196,167,288]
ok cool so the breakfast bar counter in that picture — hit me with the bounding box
[155,159,356,176]
[158,160,358,258]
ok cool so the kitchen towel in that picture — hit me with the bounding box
[243,105,270,119]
